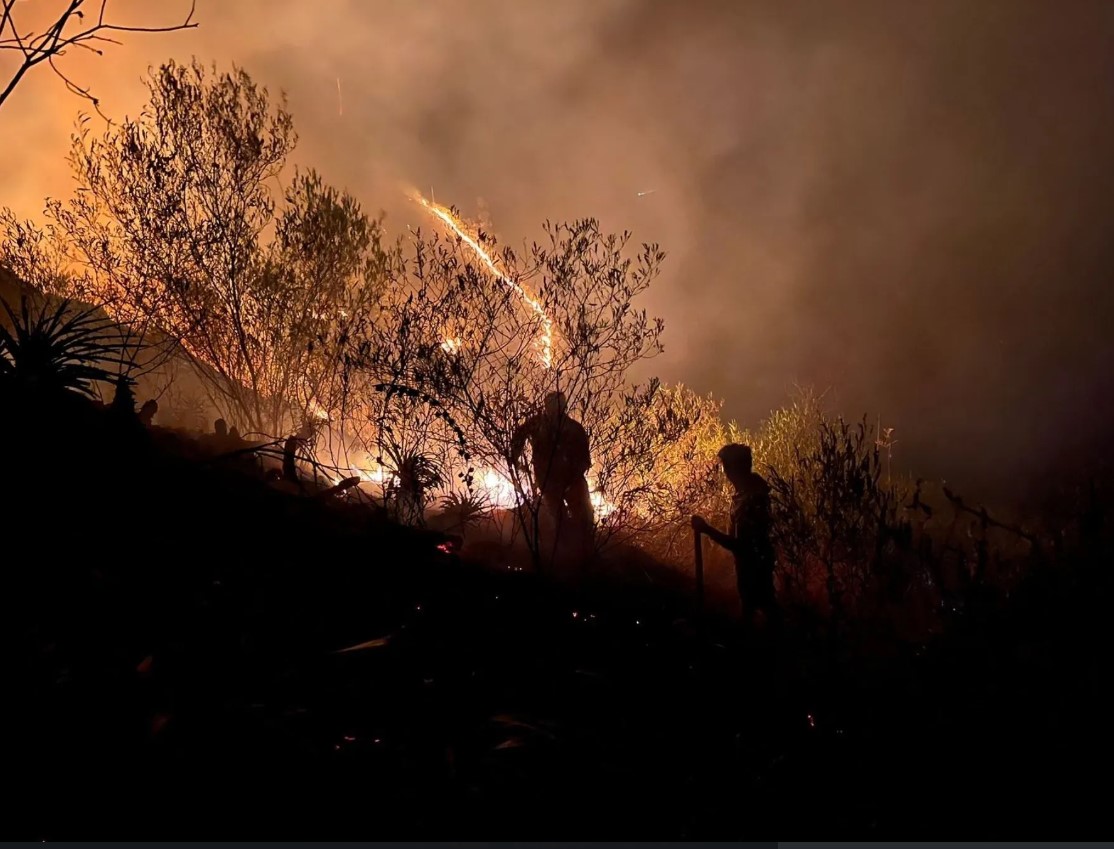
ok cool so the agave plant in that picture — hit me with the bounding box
[438,489,492,534]
[383,443,446,525]
[0,295,127,400]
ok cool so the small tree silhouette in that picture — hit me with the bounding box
[2,60,388,437]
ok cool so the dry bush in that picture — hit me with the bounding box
[2,59,388,437]
[593,381,735,560]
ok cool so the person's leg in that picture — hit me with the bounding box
[756,556,781,633]
[565,476,596,563]
[566,476,594,531]
[736,567,755,630]
[760,593,783,634]
[540,488,565,526]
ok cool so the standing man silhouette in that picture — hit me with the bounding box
[511,391,594,538]
[692,443,781,629]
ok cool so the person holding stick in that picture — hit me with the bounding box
[692,443,781,630]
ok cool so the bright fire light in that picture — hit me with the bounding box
[471,468,616,520]
[590,487,616,521]
[477,468,519,509]
[336,456,617,522]
[350,459,395,486]
[413,191,554,369]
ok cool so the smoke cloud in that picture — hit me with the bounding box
[4,0,1113,503]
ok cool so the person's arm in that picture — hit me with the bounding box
[510,419,531,463]
[691,515,742,554]
[703,523,743,554]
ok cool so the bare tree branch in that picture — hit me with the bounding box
[0,0,196,111]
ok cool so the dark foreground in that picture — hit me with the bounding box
[2,397,1110,839]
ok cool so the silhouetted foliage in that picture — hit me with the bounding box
[0,293,126,400]
[3,59,388,436]
[767,416,906,622]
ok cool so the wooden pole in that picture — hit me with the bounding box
[694,529,704,610]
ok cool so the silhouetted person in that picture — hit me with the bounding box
[138,399,158,427]
[283,422,317,486]
[511,391,594,536]
[110,375,136,416]
[692,443,781,630]
[283,434,302,483]
[214,418,228,439]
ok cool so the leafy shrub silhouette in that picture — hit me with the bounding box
[767,415,908,622]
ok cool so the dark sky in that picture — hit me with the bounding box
[4,0,1114,503]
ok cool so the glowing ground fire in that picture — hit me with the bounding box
[337,456,613,521]
[412,191,554,369]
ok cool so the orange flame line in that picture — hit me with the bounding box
[413,192,554,369]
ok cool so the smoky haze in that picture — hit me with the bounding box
[3,0,1114,505]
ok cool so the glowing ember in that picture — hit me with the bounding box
[413,191,554,368]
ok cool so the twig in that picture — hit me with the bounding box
[942,485,1039,546]
[0,0,197,111]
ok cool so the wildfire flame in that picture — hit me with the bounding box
[332,454,616,522]
[590,488,616,521]
[413,192,554,369]
[469,467,616,521]
[478,468,519,509]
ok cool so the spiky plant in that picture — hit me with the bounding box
[438,489,492,534]
[383,443,446,525]
[0,295,125,400]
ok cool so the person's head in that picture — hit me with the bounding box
[214,418,228,437]
[138,400,158,423]
[717,443,753,487]
[544,391,568,418]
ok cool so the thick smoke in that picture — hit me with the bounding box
[3,0,1113,504]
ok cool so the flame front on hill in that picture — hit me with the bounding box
[412,191,554,369]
